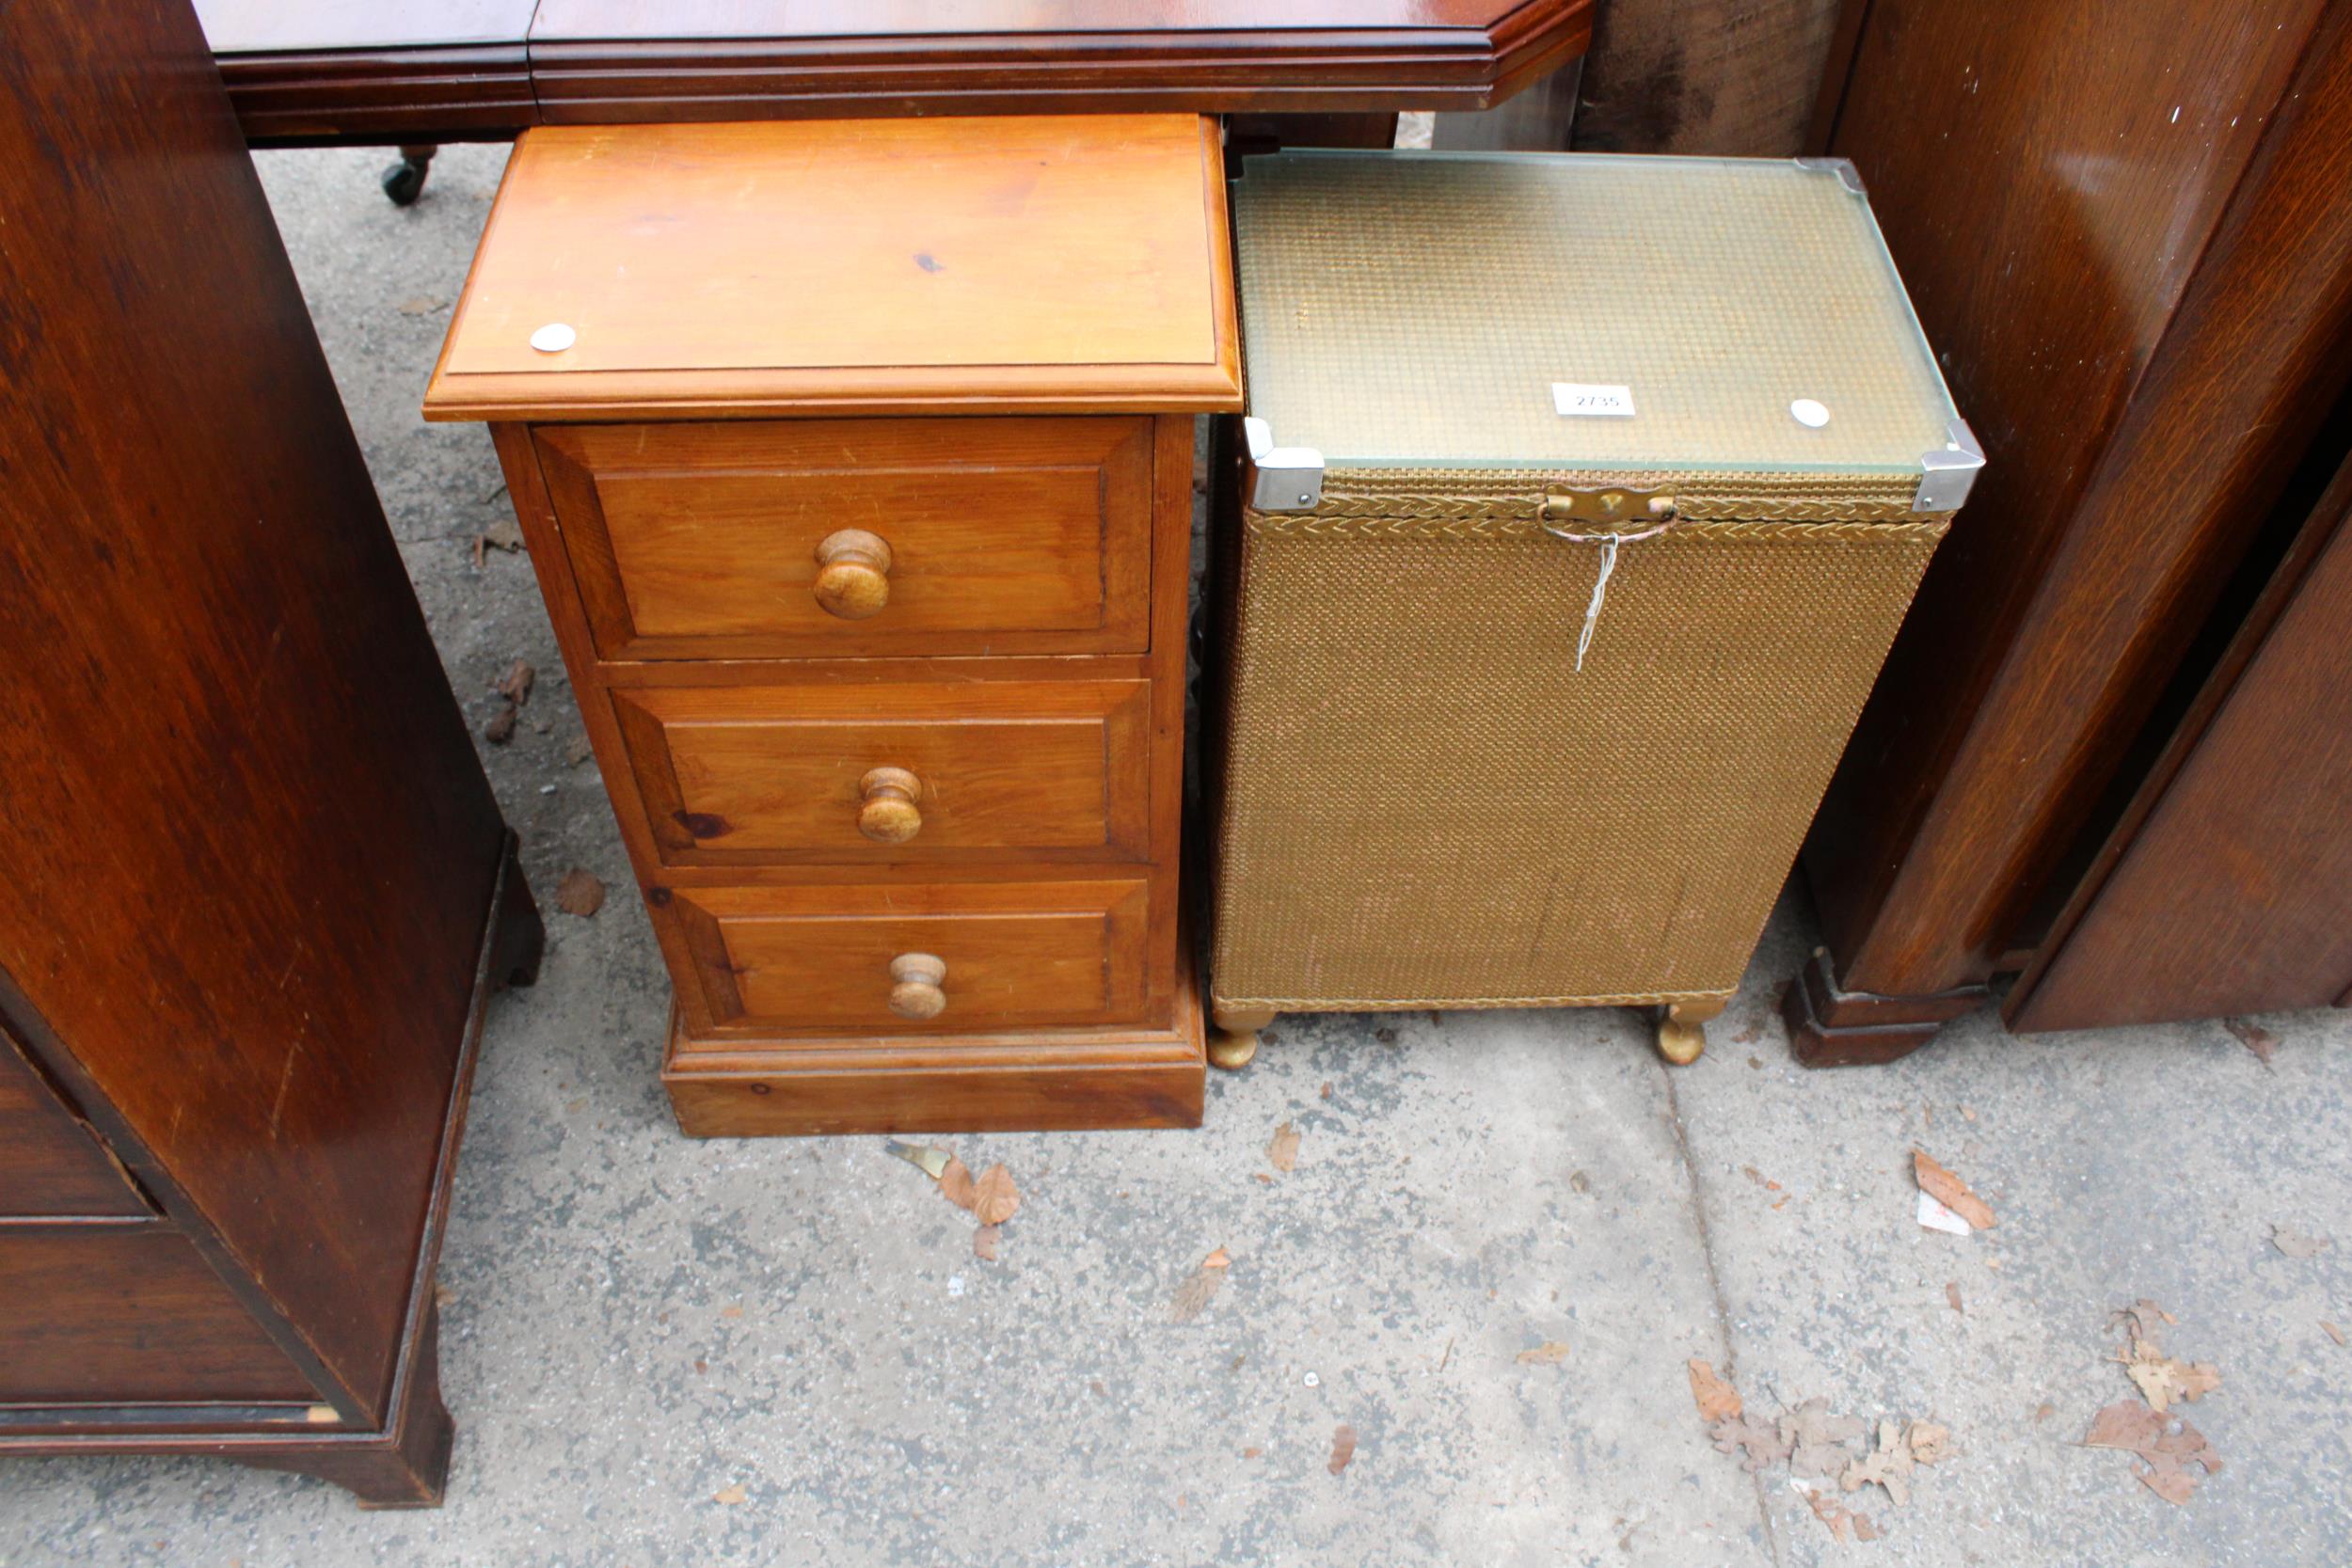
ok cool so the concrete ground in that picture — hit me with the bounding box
[4,143,2348,1568]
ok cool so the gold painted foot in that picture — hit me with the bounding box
[1209,1006,1276,1071]
[1651,999,1726,1067]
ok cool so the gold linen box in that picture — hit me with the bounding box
[1206,150,1979,1065]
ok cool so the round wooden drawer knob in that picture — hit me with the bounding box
[813,529,894,620]
[858,767,923,843]
[887,953,947,1020]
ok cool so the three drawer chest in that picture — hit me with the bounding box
[428,116,1241,1134]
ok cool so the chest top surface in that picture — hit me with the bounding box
[425,114,1240,422]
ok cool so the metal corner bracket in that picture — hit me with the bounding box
[1915,418,1985,512]
[1795,156,1867,198]
[1242,417,1324,512]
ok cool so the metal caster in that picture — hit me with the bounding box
[381,145,437,207]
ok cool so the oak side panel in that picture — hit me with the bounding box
[1799,0,2348,996]
[0,0,509,1419]
[1570,0,1844,155]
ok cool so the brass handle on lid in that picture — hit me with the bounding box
[887,953,946,1020]
[857,767,923,844]
[813,529,894,619]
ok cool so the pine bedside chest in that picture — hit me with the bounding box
[426,116,1240,1135]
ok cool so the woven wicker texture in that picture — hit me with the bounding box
[1209,510,1944,1009]
[1232,151,1957,474]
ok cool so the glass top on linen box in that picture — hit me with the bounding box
[1232,150,1961,475]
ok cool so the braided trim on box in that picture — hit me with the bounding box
[1245,512,1950,544]
[1211,990,1740,1012]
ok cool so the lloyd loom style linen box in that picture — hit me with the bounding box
[426,116,1240,1134]
[1207,150,1979,1066]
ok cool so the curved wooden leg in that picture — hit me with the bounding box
[1652,998,1725,1066]
[1209,1005,1275,1071]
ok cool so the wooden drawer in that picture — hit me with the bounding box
[670,879,1151,1035]
[0,1227,314,1404]
[610,678,1152,866]
[532,417,1154,660]
[1,1034,147,1218]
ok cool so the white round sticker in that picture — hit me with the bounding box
[1790,398,1831,428]
[530,323,578,354]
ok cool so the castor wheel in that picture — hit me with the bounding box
[1208,1006,1276,1071]
[1650,999,1725,1066]
[381,145,437,207]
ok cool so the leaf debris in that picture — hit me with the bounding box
[1327,1423,1358,1475]
[1266,1120,1301,1172]
[2221,1016,2278,1065]
[554,868,605,917]
[1686,1359,1741,1422]
[1913,1149,1995,1229]
[2271,1223,2331,1259]
[1515,1341,1570,1366]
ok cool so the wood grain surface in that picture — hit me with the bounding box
[530,419,1156,660]
[425,118,1241,420]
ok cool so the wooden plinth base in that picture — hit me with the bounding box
[663,969,1205,1137]
[1781,945,1987,1068]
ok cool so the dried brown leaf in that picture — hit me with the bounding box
[1709,1413,1791,1472]
[938,1157,977,1212]
[1170,1264,1224,1323]
[1515,1341,1570,1366]
[973,1224,1000,1261]
[1327,1423,1357,1475]
[712,1483,747,1505]
[2271,1223,2331,1259]
[565,733,596,767]
[495,657,535,707]
[971,1164,1021,1227]
[886,1140,951,1180]
[1202,1247,1231,1270]
[1841,1418,1915,1507]
[1947,1281,1964,1314]
[1913,1148,1996,1229]
[1267,1120,1301,1172]
[1782,1398,1869,1480]
[2222,1016,2277,1065]
[483,704,517,744]
[1907,1420,1952,1465]
[397,294,447,316]
[482,515,524,553]
[1686,1359,1741,1422]
[2322,1320,2345,1347]
[2122,1345,2220,1413]
[554,868,605,917]
[2083,1399,2166,1451]
[1803,1487,1872,1543]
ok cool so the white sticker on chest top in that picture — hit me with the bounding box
[1551,383,1636,418]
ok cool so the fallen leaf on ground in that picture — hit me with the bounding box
[554,868,605,916]
[483,515,524,552]
[973,1224,1000,1261]
[939,1156,977,1211]
[1202,1247,1231,1270]
[719,1305,742,1319]
[1516,1341,1570,1366]
[1742,1165,1782,1192]
[1842,1418,1916,1506]
[1801,1485,1876,1543]
[2111,1304,2217,1414]
[397,294,446,315]
[885,1140,951,1180]
[1947,1281,1964,1314]
[565,733,596,766]
[2322,1321,2345,1347]
[483,705,517,744]
[1267,1120,1301,1172]
[495,657,535,707]
[1568,1171,1591,1194]
[2082,1398,2223,1505]
[1242,1446,1262,1459]
[1327,1424,1358,1475]
[1913,1149,1995,1229]
[2222,1016,2277,1065]
[2035,1402,2056,1423]
[971,1164,1021,1226]
[1687,1359,1742,1422]
[1710,1413,1792,1471]
[712,1483,747,1505]
[1784,1398,1868,1480]
[1907,1420,1952,1465]
[1171,1257,1226,1323]
[2272,1223,2331,1259]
